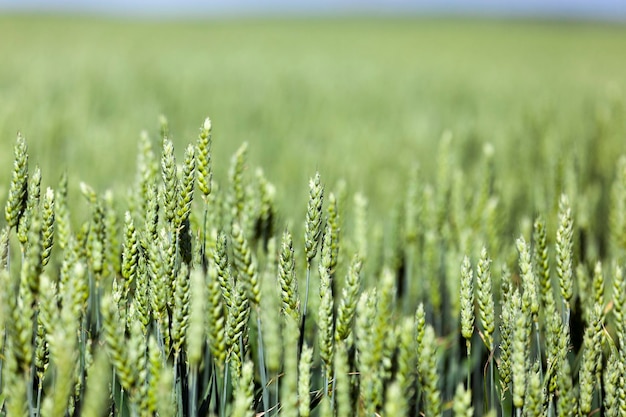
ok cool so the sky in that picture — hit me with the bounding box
[0,0,625,20]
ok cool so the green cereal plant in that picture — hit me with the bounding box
[334,341,352,417]
[148,234,171,349]
[516,236,540,362]
[1,225,9,269]
[22,215,43,297]
[232,222,260,306]
[613,265,626,351]
[533,216,554,311]
[302,171,323,345]
[121,211,139,298]
[172,263,190,358]
[453,383,474,417]
[214,231,233,309]
[460,254,474,383]
[18,165,40,246]
[255,168,277,247]
[55,172,70,251]
[298,344,313,417]
[104,190,121,275]
[228,142,248,225]
[556,194,574,321]
[231,360,255,417]
[34,313,49,401]
[158,114,169,141]
[84,190,106,277]
[523,361,544,417]
[396,316,416,400]
[207,262,228,369]
[375,268,396,382]
[423,230,442,324]
[578,304,604,415]
[260,237,283,379]
[226,280,250,380]
[102,293,135,395]
[135,130,158,220]
[327,192,340,276]
[498,280,513,402]
[196,117,213,198]
[591,261,605,310]
[279,230,299,320]
[352,192,367,261]
[81,352,112,417]
[143,182,159,248]
[5,133,29,231]
[603,348,622,417]
[2,338,29,417]
[510,288,529,413]
[175,144,196,230]
[318,228,335,388]
[335,255,362,343]
[556,355,577,417]
[161,137,179,226]
[305,171,324,267]
[356,290,379,415]
[415,302,426,351]
[476,245,496,407]
[418,325,442,417]
[231,220,268,411]
[544,300,563,400]
[280,315,299,417]
[146,335,165,416]
[133,256,151,335]
[476,247,495,351]
[40,187,55,267]
[556,319,576,417]
[8,111,626,417]
[44,280,81,417]
[610,155,626,258]
[384,381,408,417]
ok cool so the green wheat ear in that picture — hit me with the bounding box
[279,229,299,320]
[160,137,178,225]
[418,325,442,417]
[453,383,474,417]
[556,194,574,317]
[40,187,55,267]
[305,171,324,266]
[476,246,494,351]
[5,133,29,230]
[460,255,474,353]
[335,254,362,343]
[196,117,213,197]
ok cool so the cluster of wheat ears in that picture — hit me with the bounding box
[1,116,626,417]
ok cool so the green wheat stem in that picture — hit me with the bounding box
[300,264,311,355]
[221,364,229,417]
[256,313,269,414]
[190,367,198,417]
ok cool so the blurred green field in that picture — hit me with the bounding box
[1,15,626,227]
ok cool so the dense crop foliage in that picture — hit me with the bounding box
[2,15,626,417]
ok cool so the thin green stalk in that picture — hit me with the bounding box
[190,367,198,417]
[256,314,269,414]
[221,363,229,417]
[300,265,311,355]
[175,355,183,417]
[490,353,495,413]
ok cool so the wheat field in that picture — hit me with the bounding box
[1,15,626,417]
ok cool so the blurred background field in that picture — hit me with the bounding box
[1,15,626,229]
